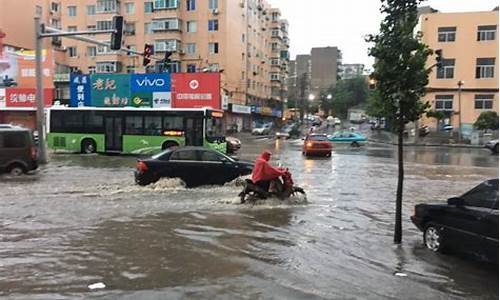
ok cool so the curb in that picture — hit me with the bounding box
[368,139,486,149]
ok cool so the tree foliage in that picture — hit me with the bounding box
[474,111,499,131]
[322,76,369,118]
[426,110,445,120]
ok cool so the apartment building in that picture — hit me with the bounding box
[52,0,289,129]
[310,46,341,95]
[418,8,499,134]
[340,63,365,80]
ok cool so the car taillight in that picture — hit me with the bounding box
[31,146,37,160]
[136,161,148,172]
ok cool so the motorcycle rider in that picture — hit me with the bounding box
[251,150,286,193]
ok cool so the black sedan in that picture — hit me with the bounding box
[134,146,254,187]
[411,179,498,262]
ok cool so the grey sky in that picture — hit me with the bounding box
[267,0,498,70]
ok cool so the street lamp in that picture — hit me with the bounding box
[308,94,315,101]
[457,80,464,142]
[327,94,332,100]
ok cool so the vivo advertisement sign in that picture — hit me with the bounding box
[131,73,171,92]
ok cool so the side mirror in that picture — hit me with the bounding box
[447,197,465,206]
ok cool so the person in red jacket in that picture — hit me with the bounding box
[251,150,286,192]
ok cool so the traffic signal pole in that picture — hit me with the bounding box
[34,16,47,164]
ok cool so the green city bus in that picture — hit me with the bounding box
[47,106,226,154]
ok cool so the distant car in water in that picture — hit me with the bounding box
[327,131,367,147]
[226,136,241,154]
[0,126,38,176]
[485,139,499,154]
[252,123,272,135]
[411,179,498,263]
[134,146,254,187]
[303,134,332,157]
[275,123,299,139]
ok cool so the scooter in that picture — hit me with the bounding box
[238,170,306,204]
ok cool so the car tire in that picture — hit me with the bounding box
[81,139,96,154]
[424,224,446,253]
[494,143,499,154]
[351,141,360,147]
[162,141,179,150]
[8,164,26,176]
[325,152,331,157]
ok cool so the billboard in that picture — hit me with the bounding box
[90,74,131,107]
[0,89,5,108]
[5,88,54,107]
[70,74,91,107]
[131,73,171,92]
[171,73,220,109]
[152,92,171,108]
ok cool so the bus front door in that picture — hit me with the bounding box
[185,118,204,146]
[105,116,123,152]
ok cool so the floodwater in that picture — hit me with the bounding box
[0,137,498,299]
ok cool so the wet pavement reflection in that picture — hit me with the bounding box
[0,137,498,299]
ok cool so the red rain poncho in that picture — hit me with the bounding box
[251,151,286,183]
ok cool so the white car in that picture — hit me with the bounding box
[252,123,272,135]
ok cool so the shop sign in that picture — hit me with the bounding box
[69,74,91,107]
[171,73,220,109]
[5,88,53,107]
[90,74,130,107]
[231,104,251,114]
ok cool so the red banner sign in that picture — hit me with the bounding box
[5,88,54,107]
[171,73,220,109]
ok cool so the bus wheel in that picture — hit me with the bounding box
[162,141,179,150]
[81,139,96,154]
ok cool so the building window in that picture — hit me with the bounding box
[97,20,113,30]
[271,42,278,51]
[154,39,179,52]
[126,66,136,74]
[186,21,197,32]
[209,0,218,9]
[154,0,178,9]
[96,0,118,13]
[51,2,60,12]
[68,6,77,16]
[438,27,456,42]
[187,64,197,73]
[271,58,279,65]
[125,2,135,14]
[144,23,153,34]
[208,19,218,31]
[476,58,495,78]
[68,47,77,57]
[87,46,97,57]
[144,2,154,13]
[208,42,219,54]
[477,25,496,41]
[187,0,196,11]
[124,22,136,35]
[96,61,120,73]
[88,66,96,74]
[67,26,77,32]
[126,45,136,56]
[152,19,181,31]
[86,5,96,15]
[242,34,245,42]
[87,25,96,33]
[272,12,279,21]
[36,5,42,16]
[435,95,453,111]
[474,94,494,109]
[436,59,455,79]
[185,43,196,54]
[208,63,219,72]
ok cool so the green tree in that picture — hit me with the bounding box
[367,0,432,244]
[328,77,369,118]
[365,89,386,119]
[474,111,499,131]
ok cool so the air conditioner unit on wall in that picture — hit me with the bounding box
[212,8,219,15]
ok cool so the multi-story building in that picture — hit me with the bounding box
[310,46,341,95]
[54,0,289,130]
[418,7,499,134]
[340,63,365,80]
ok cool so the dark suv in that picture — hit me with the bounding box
[411,179,498,262]
[0,126,38,175]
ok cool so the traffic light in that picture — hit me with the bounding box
[163,51,172,72]
[435,49,443,69]
[110,16,123,50]
[143,44,154,66]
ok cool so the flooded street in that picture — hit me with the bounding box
[0,137,498,299]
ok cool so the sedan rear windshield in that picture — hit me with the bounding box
[308,135,328,141]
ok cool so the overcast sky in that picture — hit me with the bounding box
[267,0,498,70]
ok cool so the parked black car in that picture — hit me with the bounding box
[411,179,498,262]
[134,146,254,187]
[0,126,38,175]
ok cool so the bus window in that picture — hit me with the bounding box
[50,111,64,132]
[144,116,162,136]
[83,111,104,133]
[65,112,84,131]
[125,116,143,135]
[206,117,224,139]
[163,116,183,131]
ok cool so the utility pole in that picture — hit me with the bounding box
[34,16,47,164]
[457,80,464,143]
